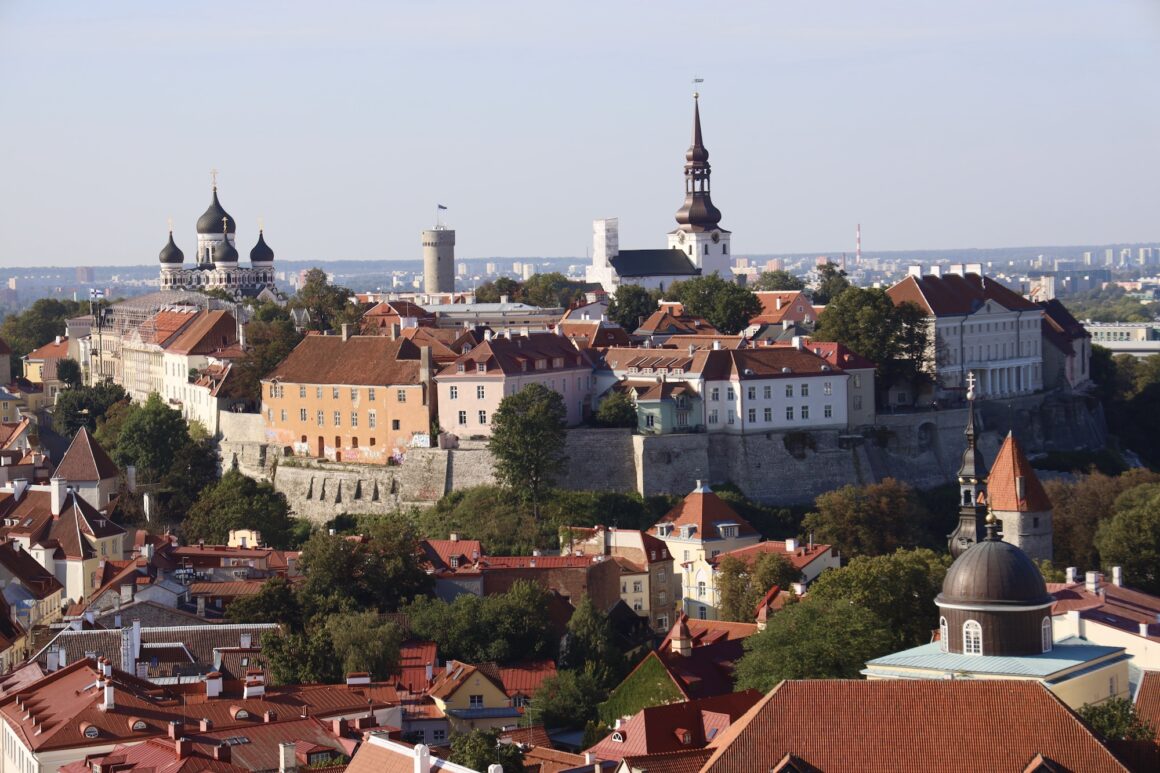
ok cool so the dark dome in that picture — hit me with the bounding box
[674,195,723,230]
[686,143,709,164]
[214,235,239,265]
[197,189,236,235]
[937,532,1053,608]
[250,230,274,263]
[159,232,184,265]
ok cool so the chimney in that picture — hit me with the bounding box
[488,767,503,773]
[1140,622,1151,637]
[332,717,348,737]
[791,582,805,596]
[176,737,193,760]
[280,741,299,773]
[131,618,141,660]
[791,336,804,351]
[1085,571,1101,594]
[212,742,231,763]
[205,672,223,699]
[200,717,213,732]
[1065,567,1078,584]
[46,649,58,673]
[197,597,206,617]
[243,673,266,699]
[120,583,134,605]
[785,538,797,553]
[446,661,452,676]
[688,344,696,356]
[341,323,352,342]
[1015,476,1026,501]
[449,532,458,542]
[50,478,68,516]
[264,710,276,723]
[99,681,115,711]
[1112,566,1123,587]
[414,744,431,773]
[775,296,783,310]
[712,340,721,350]
[424,662,434,685]
[500,294,510,304]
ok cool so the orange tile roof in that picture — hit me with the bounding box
[887,273,1040,317]
[712,541,835,573]
[1049,580,1160,641]
[636,310,720,336]
[188,581,267,598]
[653,484,758,541]
[265,336,424,386]
[751,291,812,325]
[587,691,762,761]
[435,333,591,379]
[987,432,1052,513]
[493,660,556,698]
[701,680,1128,772]
[163,310,238,356]
[24,338,69,361]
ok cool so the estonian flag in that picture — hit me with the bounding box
[437,204,448,211]
[89,288,105,299]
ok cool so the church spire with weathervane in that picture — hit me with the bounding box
[949,371,989,557]
[667,83,731,276]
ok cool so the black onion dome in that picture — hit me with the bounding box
[159,232,184,264]
[214,232,239,265]
[250,230,274,263]
[197,189,236,234]
[937,532,1053,608]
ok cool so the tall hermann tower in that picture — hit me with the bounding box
[422,224,455,294]
[667,91,731,277]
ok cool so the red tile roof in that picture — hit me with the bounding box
[188,581,267,598]
[24,337,69,361]
[395,640,438,694]
[711,541,835,573]
[619,748,713,773]
[435,333,590,379]
[163,310,238,356]
[887,272,1040,317]
[751,292,813,325]
[557,320,632,349]
[53,427,119,482]
[265,336,424,386]
[0,419,32,450]
[797,339,877,371]
[0,540,63,599]
[653,484,759,542]
[987,432,1052,513]
[702,680,1128,772]
[636,310,720,336]
[1049,580,1160,641]
[493,660,557,698]
[586,691,762,761]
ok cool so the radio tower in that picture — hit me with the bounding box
[856,223,862,265]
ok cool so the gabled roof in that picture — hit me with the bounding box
[24,338,69,361]
[421,538,483,572]
[636,310,719,337]
[435,333,590,379]
[700,680,1128,772]
[711,541,834,573]
[0,541,63,600]
[751,292,813,325]
[163,310,238,356]
[557,320,632,349]
[428,660,506,702]
[610,249,701,278]
[265,336,424,386]
[0,419,32,450]
[887,273,1040,317]
[798,339,877,371]
[1049,580,1160,642]
[652,484,759,542]
[987,432,1052,513]
[491,660,557,698]
[586,691,762,761]
[53,427,119,483]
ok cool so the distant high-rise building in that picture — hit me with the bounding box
[521,263,536,281]
[76,267,94,283]
[422,225,455,294]
[512,261,523,275]
[486,262,497,275]
[764,259,783,272]
[457,263,468,277]
[1105,248,1115,266]
[1082,251,1093,266]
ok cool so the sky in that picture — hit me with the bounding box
[1,0,1159,267]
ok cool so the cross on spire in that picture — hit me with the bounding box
[210,168,218,190]
[966,371,977,401]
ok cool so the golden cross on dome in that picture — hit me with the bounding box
[167,216,173,234]
[966,371,977,401]
[258,216,264,232]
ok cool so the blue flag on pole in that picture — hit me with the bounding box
[437,204,448,210]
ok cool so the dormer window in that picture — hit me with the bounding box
[553,357,564,368]
[611,731,625,743]
[457,363,466,373]
[719,525,737,539]
[681,525,694,539]
[449,556,459,569]
[477,362,487,374]
[536,359,547,370]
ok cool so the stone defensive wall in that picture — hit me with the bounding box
[218,394,1104,522]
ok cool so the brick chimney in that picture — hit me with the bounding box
[50,478,69,516]
[279,741,298,773]
[212,742,231,763]
[175,737,193,760]
[168,720,184,739]
[205,672,223,699]
[200,717,213,732]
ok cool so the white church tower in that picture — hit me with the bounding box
[666,92,731,277]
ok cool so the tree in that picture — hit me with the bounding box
[226,576,304,631]
[807,548,951,649]
[1045,468,1160,571]
[560,595,624,685]
[733,598,893,692]
[156,439,220,525]
[475,277,521,304]
[111,394,192,483]
[225,318,303,404]
[183,469,295,549]
[1078,697,1156,741]
[0,298,88,359]
[1088,350,1160,467]
[56,358,82,389]
[289,268,358,332]
[802,478,929,558]
[752,270,805,292]
[262,628,340,686]
[1094,483,1160,594]
[813,288,929,380]
[667,275,762,334]
[527,665,607,730]
[488,383,567,520]
[519,272,587,309]
[811,262,851,305]
[716,552,802,623]
[608,285,660,330]
[595,392,638,429]
[54,382,127,436]
[448,729,525,771]
[324,612,403,680]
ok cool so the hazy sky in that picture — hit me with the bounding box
[2,1,1159,266]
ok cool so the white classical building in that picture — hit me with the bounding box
[586,93,730,292]
[888,267,1043,399]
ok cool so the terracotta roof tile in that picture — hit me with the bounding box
[587,691,762,761]
[163,310,238,356]
[887,272,1040,317]
[987,432,1052,513]
[435,333,590,379]
[24,338,69,361]
[653,484,759,541]
[620,748,713,773]
[636,310,720,336]
[265,336,424,386]
[701,680,1128,772]
[0,541,63,599]
[751,292,813,325]
[53,427,119,482]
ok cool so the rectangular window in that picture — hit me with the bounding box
[785,384,794,397]
[450,386,458,400]
[458,410,467,425]
[726,387,735,400]
[368,410,377,428]
[469,695,484,709]
[368,388,376,401]
[299,408,307,421]
[316,387,323,399]
[350,412,358,427]
[478,410,487,424]
[477,362,487,373]
[633,581,643,593]
[708,409,719,424]
[747,387,756,400]
[853,395,863,410]
[824,404,832,418]
[476,385,485,400]
[711,387,720,401]
[397,389,406,402]
[748,408,756,423]
[801,405,809,420]
[763,407,772,422]
[786,406,794,420]
[299,386,307,398]
[333,411,341,426]
[727,412,735,425]
[280,409,287,422]
[824,381,832,396]
[316,410,324,426]
[646,414,655,427]
[269,384,276,398]
[392,419,400,430]
[763,385,771,399]
[332,388,340,400]
[801,383,809,397]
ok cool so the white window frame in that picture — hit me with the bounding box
[963,620,983,655]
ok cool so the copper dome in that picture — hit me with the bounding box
[937,532,1053,608]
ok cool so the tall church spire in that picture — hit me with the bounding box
[949,372,989,557]
[674,92,723,232]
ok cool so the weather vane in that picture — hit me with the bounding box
[692,76,704,98]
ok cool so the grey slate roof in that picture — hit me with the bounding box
[610,249,701,278]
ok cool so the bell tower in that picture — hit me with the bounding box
[667,91,731,277]
[949,372,989,558]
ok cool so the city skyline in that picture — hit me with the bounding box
[1,1,1159,267]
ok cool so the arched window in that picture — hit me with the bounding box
[1041,617,1053,653]
[939,617,949,653]
[963,620,983,655]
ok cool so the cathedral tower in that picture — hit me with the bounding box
[949,374,988,558]
[667,92,731,277]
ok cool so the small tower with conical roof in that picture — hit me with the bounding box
[987,431,1053,562]
[666,91,731,277]
[948,372,988,558]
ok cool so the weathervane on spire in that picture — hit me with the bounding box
[692,76,704,99]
